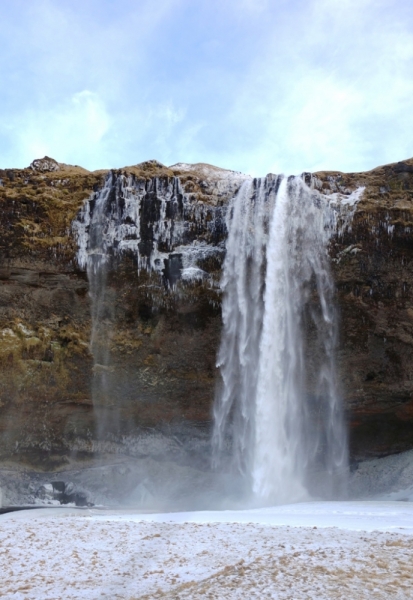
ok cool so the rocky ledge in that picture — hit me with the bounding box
[0,156,412,473]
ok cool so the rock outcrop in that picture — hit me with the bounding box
[0,156,412,472]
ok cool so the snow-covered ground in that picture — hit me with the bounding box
[1,501,413,600]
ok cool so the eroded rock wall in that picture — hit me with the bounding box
[325,160,413,459]
[0,156,412,469]
[0,159,247,469]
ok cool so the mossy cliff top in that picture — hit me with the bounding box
[0,157,252,268]
[314,157,413,216]
[1,153,412,282]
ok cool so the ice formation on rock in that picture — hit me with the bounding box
[73,171,225,285]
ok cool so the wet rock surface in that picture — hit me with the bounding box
[0,155,412,478]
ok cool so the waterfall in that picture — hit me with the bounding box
[84,175,117,441]
[213,174,348,504]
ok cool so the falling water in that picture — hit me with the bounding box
[213,175,348,504]
[72,173,121,444]
[83,175,116,441]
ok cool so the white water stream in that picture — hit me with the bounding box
[213,175,348,504]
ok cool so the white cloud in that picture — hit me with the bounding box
[14,91,110,168]
[221,0,413,175]
[153,104,186,128]
[236,0,270,13]
[0,0,412,174]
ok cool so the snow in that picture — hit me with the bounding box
[335,186,365,207]
[351,449,413,502]
[115,500,413,532]
[169,162,251,182]
[1,501,413,599]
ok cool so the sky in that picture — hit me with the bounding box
[0,0,412,176]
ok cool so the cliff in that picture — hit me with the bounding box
[0,155,412,471]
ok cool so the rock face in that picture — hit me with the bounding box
[323,161,413,460]
[0,156,412,473]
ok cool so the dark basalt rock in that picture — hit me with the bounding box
[393,162,413,174]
